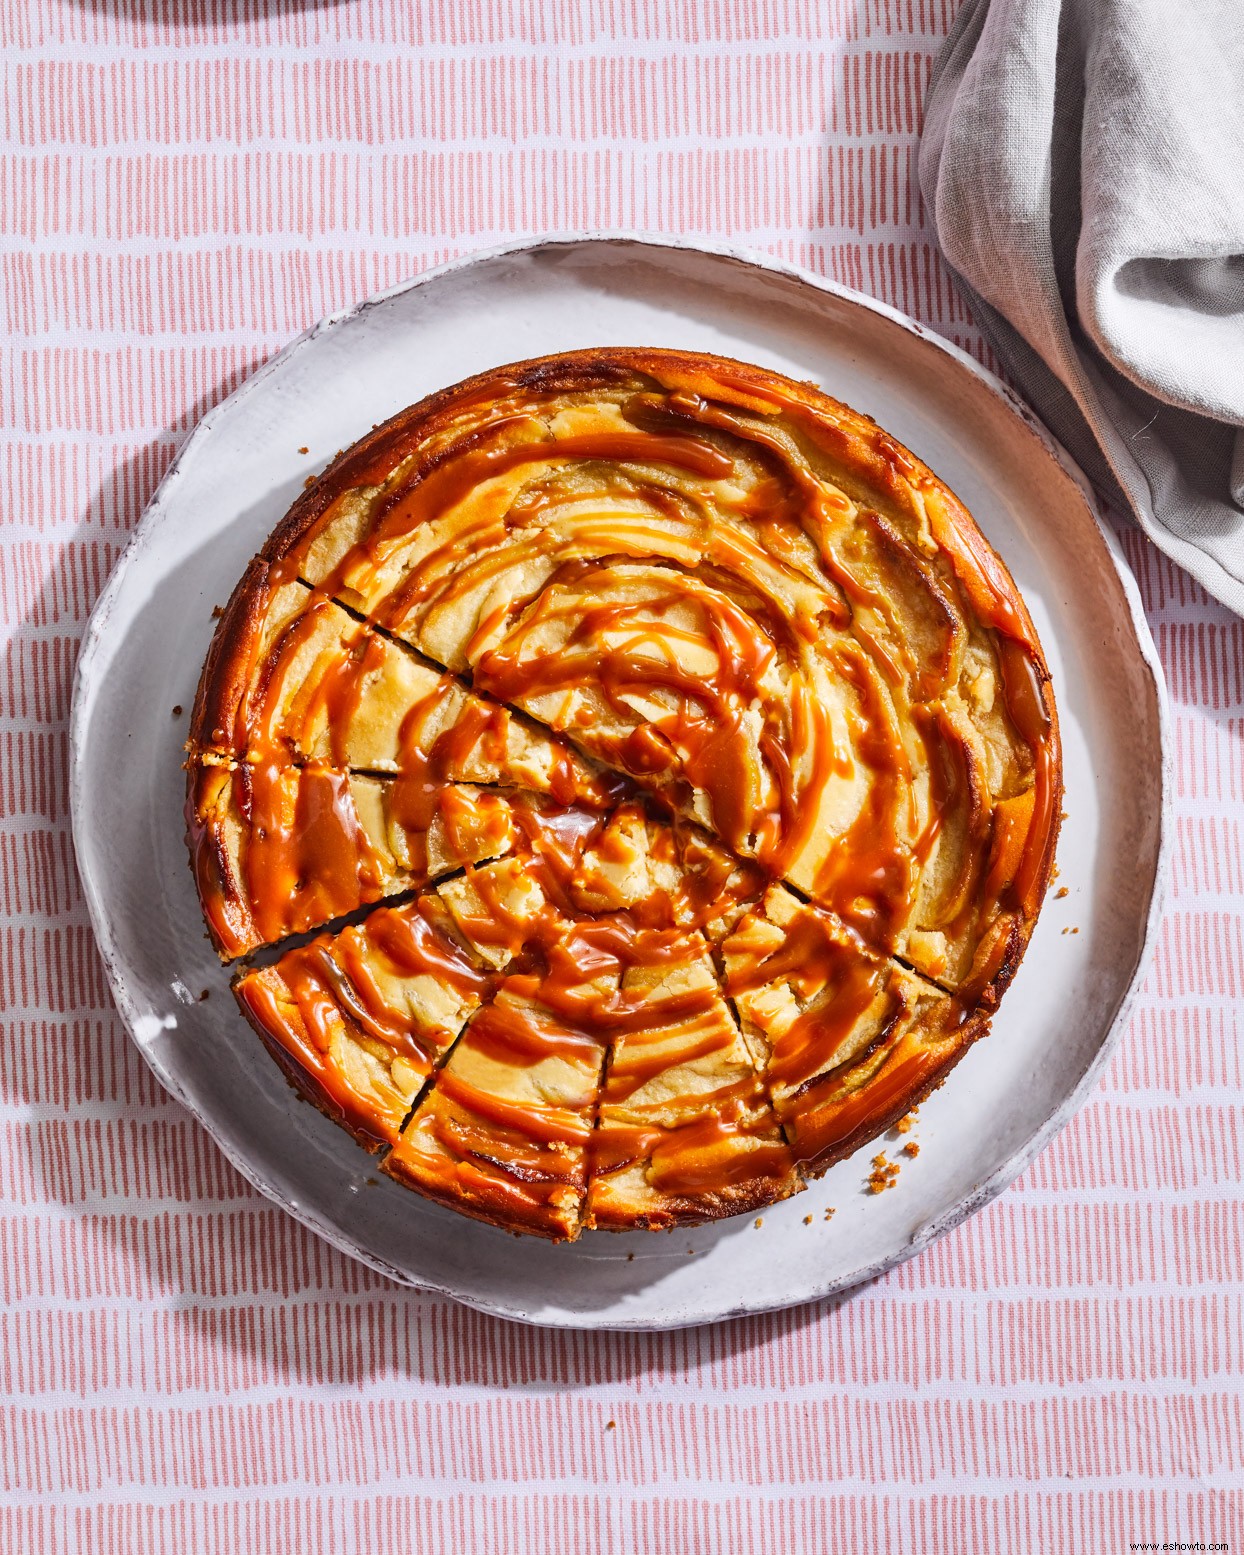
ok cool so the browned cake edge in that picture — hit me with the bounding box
[231,965,403,1158]
[585,1171,803,1234]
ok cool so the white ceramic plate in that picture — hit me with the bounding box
[70,235,1170,1330]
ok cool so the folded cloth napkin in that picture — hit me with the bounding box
[919,0,1244,614]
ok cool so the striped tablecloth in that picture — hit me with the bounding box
[3,2,1241,1550]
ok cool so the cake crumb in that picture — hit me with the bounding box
[754,1217,764,1228]
[304,475,316,489]
[903,1141,920,1158]
[199,989,209,1001]
[1071,926,1079,934]
[627,1252,634,1262]
[210,605,224,619]
[803,1214,813,1225]
[1056,886,1069,899]
[605,1420,616,1431]
[172,704,183,717]
[894,1108,918,1135]
[824,1207,836,1221]
[297,445,309,454]
[868,1153,901,1193]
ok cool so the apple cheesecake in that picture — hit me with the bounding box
[187,347,1061,1239]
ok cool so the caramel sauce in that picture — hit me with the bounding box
[238,896,495,1145]
[725,903,892,1098]
[247,899,489,1044]
[405,876,775,1196]
[795,1037,941,1166]
[239,760,383,945]
[592,1101,793,1195]
[474,564,788,854]
[807,644,915,945]
[236,971,399,1148]
[435,1065,595,1146]
[375,429,736,546]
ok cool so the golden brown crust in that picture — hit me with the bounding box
[379,1140,581,1242]
[233,972,396,1156]
[585,1170,800,1233]
[188,555,277,755]
[788,1010,993,1179]
[187,347,1062,1240]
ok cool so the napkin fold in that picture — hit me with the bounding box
[919,0,1244,614]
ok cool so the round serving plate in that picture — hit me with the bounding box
[70,235,1170,1330]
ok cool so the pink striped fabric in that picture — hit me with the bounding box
[2,2,1241,1549]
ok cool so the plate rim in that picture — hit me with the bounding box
[69,231,1173,1330]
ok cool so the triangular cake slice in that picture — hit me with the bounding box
[188,762,550,960]
[233,895,493,1151]
[381,974,610,1241]
[585,929,800,1231]
[378,843,784,1238]
[720,885,990,1175]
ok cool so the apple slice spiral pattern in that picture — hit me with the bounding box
[186,348,1061,1239]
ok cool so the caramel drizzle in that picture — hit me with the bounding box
[188,578,630,954]
[590,1104,794,1197]
[237,760,389,948]
[236,897,492,1145]
[723,902,897,1099]
[473,561,793,856]
[408,909,787,1209]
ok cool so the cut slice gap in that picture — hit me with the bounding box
[232,890,498,1154]
[296,566,814,942]
[584,927,801,1232]
[241,886,421,971]
[302,568,676,765]
[720,883,990,1178]
[774,869,964,1002]
[382,974,612,1242]
[291,574,462,682]
[193,564,621,809]
[704,925,814,1188]
[887,947,959,1000]
[187,759,546,962]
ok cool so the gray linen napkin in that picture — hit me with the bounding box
[919,0,1244,614]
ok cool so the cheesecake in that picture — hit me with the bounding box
[188,348,1061,1238]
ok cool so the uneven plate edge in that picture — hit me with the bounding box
[67,232,1173,1330]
